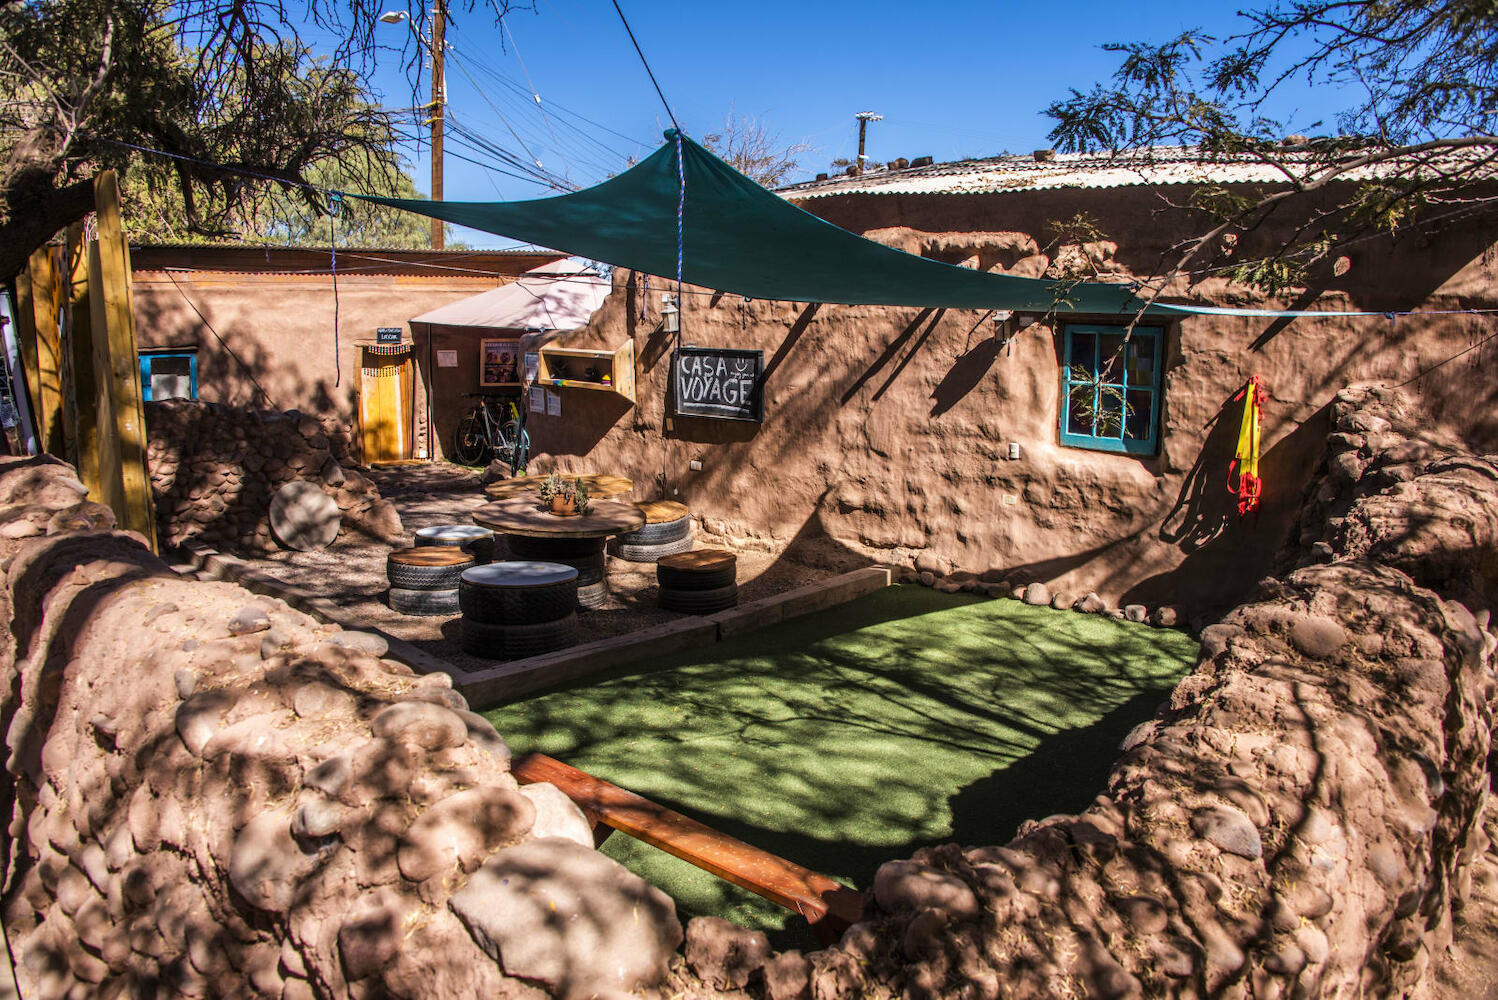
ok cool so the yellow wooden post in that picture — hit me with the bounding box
[65,224,104,500]
[18,247,69,455]
[89,171,158,551]
[86,241,124,518]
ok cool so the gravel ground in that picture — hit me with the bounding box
[235,463,831,673]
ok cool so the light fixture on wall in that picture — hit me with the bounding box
[660,293,680,335]
[993,309,1015,354]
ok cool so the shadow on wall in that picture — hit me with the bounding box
[1121,397,1332,613]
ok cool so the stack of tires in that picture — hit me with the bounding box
[608,500,693,562]
[657,549,738,614]
[386,547,473,615]
[414,524,496,564]
[506,536,608,608]
[459,562,579,659]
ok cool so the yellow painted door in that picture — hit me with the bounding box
[360,349,409,462]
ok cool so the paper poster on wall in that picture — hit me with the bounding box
[546,391,562,416]
[529,386,545,413]
[436,350,458,368]
[524,351,540,383]
[480,338,521,386]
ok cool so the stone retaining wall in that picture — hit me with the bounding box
[145,400,403,552]
[0,454,682,998]
[669,385,1498,1000]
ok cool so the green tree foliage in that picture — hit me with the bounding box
[0,0,515,278]
[1046,1,1498,299]
[124,151,452,248]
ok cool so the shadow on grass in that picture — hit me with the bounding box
[484,585,1198,947]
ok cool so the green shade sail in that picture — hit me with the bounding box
[351,130,1156,315]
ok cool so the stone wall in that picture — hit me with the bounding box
[145,400,404,552]
[0,454,684,998]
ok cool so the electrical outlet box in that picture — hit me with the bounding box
[1003,494,1018,506]
[689,459,703,471]
[1008,442,1021,460]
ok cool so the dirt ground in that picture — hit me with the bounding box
[236,463,833,674]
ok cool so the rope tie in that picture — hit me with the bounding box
[675,131,685,345]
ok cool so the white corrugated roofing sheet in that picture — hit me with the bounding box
[778,146,1497,199]
[409,258,610,330]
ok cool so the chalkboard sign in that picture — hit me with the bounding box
[376,326,403,344]
[672,347,764,422]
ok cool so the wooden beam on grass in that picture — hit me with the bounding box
[511,751,865,945]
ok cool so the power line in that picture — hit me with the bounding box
[608,0,679,133]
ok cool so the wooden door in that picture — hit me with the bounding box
[360,346,414,463]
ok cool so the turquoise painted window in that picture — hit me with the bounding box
[139,350,198,401]
[1060,325,1162,455]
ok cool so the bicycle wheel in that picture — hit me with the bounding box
[495,419,524,471]
[453,411,489,466]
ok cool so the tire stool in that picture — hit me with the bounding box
[507,535,609,608]
[414,524,496,564]
[609,501,693,562]
[386,547,473,615]
[459,561,580,659]
[657,549,738,614]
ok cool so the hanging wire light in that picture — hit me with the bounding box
[661,293,680,334]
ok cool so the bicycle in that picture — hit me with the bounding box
[453,393,529,473]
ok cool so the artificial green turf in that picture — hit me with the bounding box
[483,585,1198,946]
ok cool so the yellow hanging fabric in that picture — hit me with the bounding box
[1227,376,1265,518]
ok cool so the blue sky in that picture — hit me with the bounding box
[355,1,1348,246]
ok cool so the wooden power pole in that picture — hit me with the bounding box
[430,0,446,250]
[854,111,882,176]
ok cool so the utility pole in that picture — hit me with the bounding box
[854,111,882,176]
[429,0,446,250]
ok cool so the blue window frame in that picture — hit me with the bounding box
[1059,325,1163,455]
[139,350,198,401]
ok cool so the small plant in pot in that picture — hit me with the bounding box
[538,473,592,516]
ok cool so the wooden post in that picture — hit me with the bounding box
[65,224,104,500]
[89,171,158,551]
[18,247,68,455]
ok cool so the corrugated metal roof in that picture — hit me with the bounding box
[778,146,1497,200]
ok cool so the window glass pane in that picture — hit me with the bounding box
[1067,381,1095,436]
[149,356,193,400]
[1068,332,1097,372]
[1126,334,1156,386]
[1098,333,1125,383]
[1125,388,1154,440]
[1094,390,1124,439]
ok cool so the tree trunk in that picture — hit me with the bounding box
[0,173,97,282]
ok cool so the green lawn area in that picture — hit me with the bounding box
[484,584,1198,946]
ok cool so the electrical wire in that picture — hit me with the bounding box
[608,0,679,132]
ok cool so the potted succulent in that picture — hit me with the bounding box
[538,473,592,516]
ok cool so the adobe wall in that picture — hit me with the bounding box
[1,385,1494,1000]
[0,455,684,998]
[525,186,1498,614]
[131,267,525,457]
[144,400,404,552]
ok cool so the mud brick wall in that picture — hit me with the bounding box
[145,400,404,552]
[0,454,682,999]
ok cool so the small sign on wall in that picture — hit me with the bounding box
[671,347,765,422]
[376,326,403,344]
[524,351,540,383]
[546,391,562,417]
[436,350,458,368]
[529,386,545,413]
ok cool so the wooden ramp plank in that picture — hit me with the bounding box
[511,752,864,944]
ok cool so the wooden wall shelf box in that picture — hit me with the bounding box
[536,341,636,403]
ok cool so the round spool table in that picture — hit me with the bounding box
[483,473,634,502]
[471,497,645,609]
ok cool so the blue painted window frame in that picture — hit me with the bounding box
[139,350,198,401]
[1058,325,1163,455]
